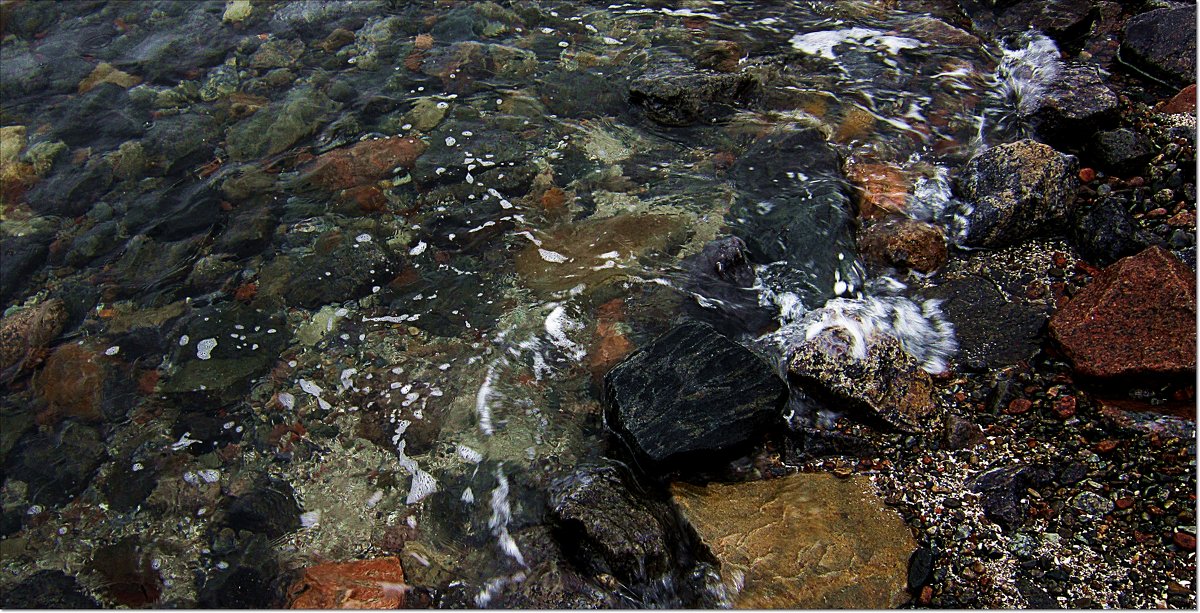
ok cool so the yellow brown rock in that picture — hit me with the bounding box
[286,557,408,609]
[78,62,142,94]
[0,299,67,378]
[671,474,914,609]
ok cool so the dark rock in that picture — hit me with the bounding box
[549,465,672,583]
[792,428,880,460]
[113,8,238,85]
[220,480,301,539]
[629,59,757,126]
[727,126,857,306]
[680,236,775,338]
[225,86,336,161]
[160,303,290,404]
[1029,62,1120,143]
[197,556,280,608]
[995,0,1095,42]
[539,68,631,119]
[0,402,35,468]
[604,320,787,465]
[212,201,277,257]
[1069,196,1155,265]
[907,547,935,591]
[493,526,619,609]
[1019,578,1063,608]
[256,231,400,309]
[1121,6,1197,87]
[789,325,936,433]
[0,233,50,305]
[9,423,107,506]
[858,218,948,273]
[103,453,159,513]
[50,82,145,146]
[138,181,223,241]
[1089,129,1153,175]
[1049,246,1196,378]
[970,464,1055,530]
[86,537,164,607]
[25,158,113,218]
[922,274,1046,369]
[0,570,101,609]
[955,139,1079,248]
[943,414,985,449]
[142,112,221,178]
[107,234,203,300]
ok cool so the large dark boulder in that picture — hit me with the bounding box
[629,59,757,126]
[1029,62,1120,144]
[1120,6,1197,87]
[604,320,787,465]
[954,139,1079,248]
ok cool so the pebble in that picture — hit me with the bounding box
[1171,532,1196,550]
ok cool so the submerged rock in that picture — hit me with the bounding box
[1049,246,1196,378]
[604,320,787,465]
[670,473,914,609]
[681,236,776,338]
[492,526,620,609]
[0,570,101,609]
[858,217,947,273]
[955,139,1079,248]
[628,60,758,126]
[9,423,107,506]
[220,480,302,540]
[1121,6,1197,87]
[0,298,66,380]
[285,557,407,609]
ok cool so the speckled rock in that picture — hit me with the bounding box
[858,218,947,273]
[1089,128,1153,175]
[1121,6,1197,87]
[0,298,66,379]
[971,464,1055,531]
[955,140,1079,248]
[789,327,935,433]
[1049,246,1196,378]
[629,60,758,126]
[604,320,787,464]
[671,474,914,609]
[1029,62,1120,142]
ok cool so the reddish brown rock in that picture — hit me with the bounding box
[33,343,106,424]
[301,136,428,192]
[1049,246,1196,378]
[846,162,909,219]
[1159,84,1196,115]
[286,557,408,609]
[588,299,634,378]
[858,218,947,273]
[0,298,67,378]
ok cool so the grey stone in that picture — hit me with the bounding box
[1030,63,1120,142]
[1121,6,1197,87]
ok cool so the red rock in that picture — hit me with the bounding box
[301,137,427,192]
[858,218,948,273]
[1005,398,1032,415]
[1049,246,1196,378]
[0,298,67,377]
[845,162,909,219]
[286,557,408,609]
[1167,210,1195,228]
[33,343,106,424]
[1078,167,1096,182]
[1173,531,1196,550]
[1159,84,1196,115]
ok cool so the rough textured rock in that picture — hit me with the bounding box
[1049,246,1196,378]
[0,298,67,379]
[920,269,1048,370]
[604,320,787,464]
[220,481,302,540]
[33,343,106,424]
[971,464,1055,530]
[858,218,948,273]
[1159,84,1197,115]
[671,474,915,609]
[629,60,757,126]
[549,465,671,583]
[955,140,1079,248]
[285,558,406,609]
[299,136,427,191]
[0,233,51,305]
[492,526,620,608]
[1069,196,1156,265]
[789,327,936,432]
[1030,63,1120,142]
[225,86,336,161]
[1121,6,1197,87]
[1089,128,1153,175]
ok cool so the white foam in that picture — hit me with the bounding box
[475,366,497,435]
[790,27,922,60]
[544,305,586,361]
[196,338,218,360]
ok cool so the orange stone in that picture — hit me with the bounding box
[302,137,427,192]
[845,162,909,219]
[286,557,408,609]
[34,343,105,424]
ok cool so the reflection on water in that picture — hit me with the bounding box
[0,0,1041,606]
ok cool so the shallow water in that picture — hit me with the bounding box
[0,0,1057,606]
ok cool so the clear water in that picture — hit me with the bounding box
[0,0,1046,606]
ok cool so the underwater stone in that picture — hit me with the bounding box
[970,464,1055,531]
[858,218,947,273]
[1088,128,1153,176]
[221,480,302,540]
[628,59,758,126]
[671,473,914,608]
[10,423,107,506]
[604,320,786,464]
[0,570,101,609]
[0,298,66,379]
[285,557,407,609]
[955,139,1079,248]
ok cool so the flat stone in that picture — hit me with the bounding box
[1121,6,1197,87]
[1049,246,1196,378]
[604,320,786,464]
[0,298,66,378]
[670,474,914,609]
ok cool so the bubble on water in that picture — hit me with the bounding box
[196,338,218,360]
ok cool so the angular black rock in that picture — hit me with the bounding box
[970,464,1055,531]
[681,236,776,338]
[220,480,301,539]
[1070,196,1157,266]
[604,320,787,464]
[1089,129,1153,175]
[1121,6,1198,87]
[629,59,758,126]
[1029,63,1120,144]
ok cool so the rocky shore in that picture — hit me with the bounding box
[0,0,1195,609]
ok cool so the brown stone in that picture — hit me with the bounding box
[0,299,67,377]
[320,28,356,53]
[845,162,909,219]
[301,136,428,192]
[858,217,947,272]
[286,557,408,609]
[1159,84,1196,115]
[33,343,106,424]
[1049,246,1196,378]
[77,62,141,94]
[670,474,914,609]
[587,299,634,378]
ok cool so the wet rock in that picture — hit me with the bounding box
[298,135,427,192]
[1088,129,1153,175]
[587,299,635,379]
[680,236,776,338]
[920,269,1047,370]
[1029,62,1120,143]
[858,218,948,273]
[10,423,107,506]
[86,537,164,607]
[549,465,671,583]
[25,156,113,218]
[1121,6,1197,87]
[113,8,237,84]
[846,162,910,220]
[0,298,66,380]
[225,85,335,161]
[135,181,223,241]
[955,139,1079,248]
[51,83,146,147]
[212,201,277,257]
[1069,196,1155,266]
[251,38,305,70]
[908,546,935,591]
[160,304,290,403]
[285,557,406,609]
[994,0,1096,43]
[107,234,203,300]
[1049,246,1196,378]
[970,464,1054,530]
[141,112,222,178]
[0,233,51,305]
[629,59,758,126]
[77,62,141,94]
[604,320,787,465]
[492,527,620,608]
[196,539,282,609]
[0,570,100,609]
[33,343,106,424]
[671,473,914,608]
[943,414,986,449]
[789,323,936,433]
[220,480,301,540]
[256,231,399,309]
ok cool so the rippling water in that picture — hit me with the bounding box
[0,0,1062,606]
